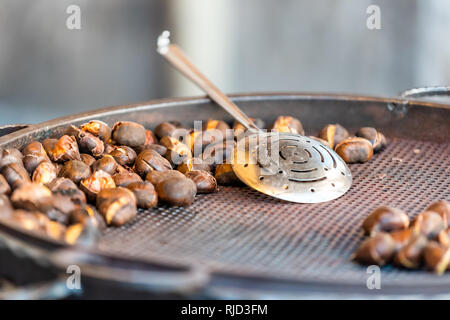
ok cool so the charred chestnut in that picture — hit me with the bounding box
[126,181,158,209]
[80,170,116,201]
[80,120,111,142]
[59,160,91,184]
[47,177,86,205]
[185,170,218,194]
[427,200,450,228]
[112,171,142,187]
[66,125,104,157]
[32,161,57,185]
[109,146,137,166]
[144,129,158,145]
[111,121,146,147]
[134,149,172,178]
[334,137,374,164]
[353,233,396,266]
[355,127,387,153]
[215,163,242,186]
[424,241,450,274]
[270,116,304,135]
[318,124,349,149]
[49,135,81,162]
[96,187,137,226]
[0,174,11,196]
[362,206,410,235]
[145,169,185,186]
[1,163,31,190]
[156,177,197,207]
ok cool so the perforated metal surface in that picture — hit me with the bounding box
[98,137,450,287]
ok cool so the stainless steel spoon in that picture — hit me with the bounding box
[157,31,352,203]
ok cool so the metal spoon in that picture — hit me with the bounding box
[157,31,352,203]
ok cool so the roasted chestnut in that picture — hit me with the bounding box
[10,183,52,212]
[96,187,137,226]
[185,170,218,194]
[1,163,31,190]
[362,206,410,235]
[233,118,265,138]
[112,171,142,187]
[145,169,185,186]
[214,163,242,186]
[201,140,235,167]
[156,177,197,207]
[160,136,192,167]
[47,177,86,205]
[59,160,91,184]
[0,194,13,219]
[80,170,116,201]
[411,210,446,239]
[92,155,118,175]
[0,148,23,170]
[355,127,387,153]
[393,235,428,269]
[389,227,419,251]
[32,161,57,185]
[65,219,101,246]
[66,125,104,157]
[154,122,178,139]
[22,141,51,174]
[0,174,11,195]
[427,200,450,228]
[70,205,106,230]
[80,120,112,142]
[80,153,96,167]
[144,129,158,145]
[334,137,374,164]
[424,241,450,274]
[49,135,81,162]
[43,193,76,225]
[111,121,146,147]
[177,157,211,174]
[9,209,65,240]
[135,143,167,157]
[270,116,304,135]
[126,181,158,209]
[42,139,57,156]
[134,149,172,178]
[318,124,349,149]
[353,232,396,266]
[109,146,137,166]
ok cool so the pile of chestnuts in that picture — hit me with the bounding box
[354,200,450,274]
[0,115,387,247]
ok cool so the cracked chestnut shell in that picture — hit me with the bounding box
[111,121,146,147]
[0,148,23,170]
[109,146,137,166]
[362,206,410,235]
[156,177,197,207]
[1,163,31,190]
[126,181,158,209]
[335,137,374,164]
[47,177,86,205]
[96,187,137,226]
[355,127,387,153]
[80,153,96,167]
[10,183,53,212]
[145,169,185,186]
[92,155,118,175]
[49,135,81,162]
[177,157,211,174]
[80,120,111,142]
[160,136,192,167]
[201,140,235,168]
[393,235,428,269]
[427,200,450,228]
[353,232,396,266]
[80,170,116,201]
[270,116,304,135]
[22,141,51,174]
[318,124,349,149]
[134,149,172,178]
[112,171,142,187]
[65,219,101,247]
[185,170,218,194]
[411,210,446,239]
[59,160,91,184]
[66,125,104,157]
[70,205,106,230]
[32,161,57,185]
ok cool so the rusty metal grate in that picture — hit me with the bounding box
[98,137,450,287]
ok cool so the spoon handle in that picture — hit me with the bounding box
[157,31,259,132]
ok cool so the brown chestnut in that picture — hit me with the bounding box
[96,187,137,226]
[215,163,242,186]
[126,181,158,209]
[160,136,192,167]
[233,118,265,138]
[185,170,218,194]
[80,170,116,201]
[111,121,146,147]
[49,135,81,162]
[201,140,236,167]
[80,153,96,167]
[411,210,446,239]
[64,220,100,246]
[389,227,420,251]
[42,139,57,156]
[10,183,52,212]
[92,155,118,175]
[424,241,450,274]
[66,125,104,157]
[318,124,349,149]
[59,160,90,184]
[134,149,172,178]
[1,163,31,190]
[355,127,387,153]
[80,120,111,142]
[0,194,13,219]
[393,235,428,269]
[134,143,167,157]
[145,169,185,186]
[156,177,197,207]
[353,232,396,266]
[270,116,304,135]
[32,161,57,185]
[362,206,409,235]
[335,137,374,164]
[70,204,106,230]
[0,174,11,196]
[47,177,86,205]
[427,200,450,228]
[22,141,51,174]
[177,157,211,174]
[0,148,23,170]
[154,122,178,139]
[144,129,158,145]
[109,146,137,166]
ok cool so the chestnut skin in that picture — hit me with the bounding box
[411,210,446,240]
[22,141,51,174]
[353,232,396,266]
[0,148,23,170]
[112,171,142,187]
[80,120,112,142]
[427,200,450,228]
[270,116,304,135]
[362,206,410,235]
[318,124,349,149]
[177,157,211,174]
[424,241,450,275]
[146,170,185,186]
[185,170,218,194]
[80,170,116,201]
[393,235,428,269]
[47,177,86,205]
[111,121,146,147]
[154,122,178,139]
[96,187,137,226]
[32,161,57,185]
[134,149,172,178]
[334,137,374,164]
[80,153,96,167]
[1,163,31,190]
[66,125,104,157]
[49,135,81,162]
[92,155,118,175]
[355,127,387,153]
[109,146,137,166]
[59,160,91,184]
[126,181,158,209]
[156,177,197,207]
[0,194,14,219]
[70,204,106,230]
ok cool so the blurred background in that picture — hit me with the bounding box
[0,0,449,125]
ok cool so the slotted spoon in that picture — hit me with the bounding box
[157,31,352,203]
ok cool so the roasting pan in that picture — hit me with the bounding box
[0,91,449,299]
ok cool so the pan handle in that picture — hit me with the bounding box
[0,124,30,138]
[399,86,450,99]
[49,249,210,295]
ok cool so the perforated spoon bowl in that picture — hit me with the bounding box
[157,31,352,203]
